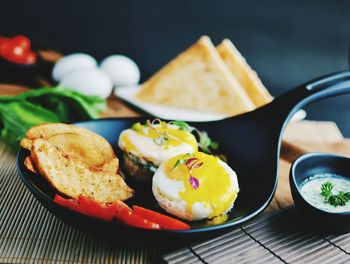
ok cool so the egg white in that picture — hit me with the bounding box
[118,129,196,166]
[152,160,239,221]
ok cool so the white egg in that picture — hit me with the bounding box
[100,55,140,87]
[59,68,113,98]
[52,53,97,82]
[118,129,196,166]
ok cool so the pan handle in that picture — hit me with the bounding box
[271,71,350,122]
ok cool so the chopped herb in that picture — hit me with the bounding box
[320,182,350,207]
[153,136,168,145]
[321,182,333,199]
[173,159,180,169]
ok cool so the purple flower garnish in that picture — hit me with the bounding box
[189,175,199,190]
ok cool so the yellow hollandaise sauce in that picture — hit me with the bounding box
[118,120,198,165]
[130,121,197,149]
[164,152,238,218]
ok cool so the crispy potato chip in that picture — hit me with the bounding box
[31,139,133,202]
[21,123,115,162]
[47,132,106,167]
[24,156,37,173]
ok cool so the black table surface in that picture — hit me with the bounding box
[1,0,350,136]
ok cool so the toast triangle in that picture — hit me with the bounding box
[136,36,255,115]
[217,39,272,107]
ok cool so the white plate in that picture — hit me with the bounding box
[114,85,306,122]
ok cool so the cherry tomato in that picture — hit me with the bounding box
[1,41,26,63]
[0,37,9,54]
[12,35,31,50]
[23,50,37,64]
[0,35,36,64]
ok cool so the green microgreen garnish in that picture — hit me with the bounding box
[170,120,219,154]
[173,155,202,189]
[173,153,190,169]
[320,182,350,207]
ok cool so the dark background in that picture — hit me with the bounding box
[1,0,350,136]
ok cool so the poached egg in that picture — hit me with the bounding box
[118,120,198,167]
[152,152,239,221]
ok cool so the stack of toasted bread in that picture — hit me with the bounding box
[21,123,134,203]
[136,36,272,115]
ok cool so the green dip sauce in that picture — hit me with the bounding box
[300,173,350,213]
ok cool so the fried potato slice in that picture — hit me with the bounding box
[47,132,106,167]
[24,141,118,175]
[24,156,37,173]
[20,123,115,162]
[31,139,133,202]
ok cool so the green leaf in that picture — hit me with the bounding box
[320,181,350,207]
[0,101,60,150]
[0,86,107,121]
[321,182,333,199]
[0,86,107,150]
[173,159,180,169]
[170,120,194,132]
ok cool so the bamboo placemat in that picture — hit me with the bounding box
[163,209,350,264]
[0,143,158,264]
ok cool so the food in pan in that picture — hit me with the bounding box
[54,195,190,230]
[136,36,255,115]
[22,122,192,230]
[21,123,117,173]
[118,119,199,181]
[152,152,239,221]
[32,139,133,202]
[22,123,133,202]
[21,119,236,229]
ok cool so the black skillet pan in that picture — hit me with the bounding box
[17,71,350,244]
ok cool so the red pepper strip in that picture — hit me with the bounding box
[54,194,113,221]
[54,194,79,211]
[53,195,160,230]
[77,196,115,221]
[133,206,190,230]
[114,201,161,230]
